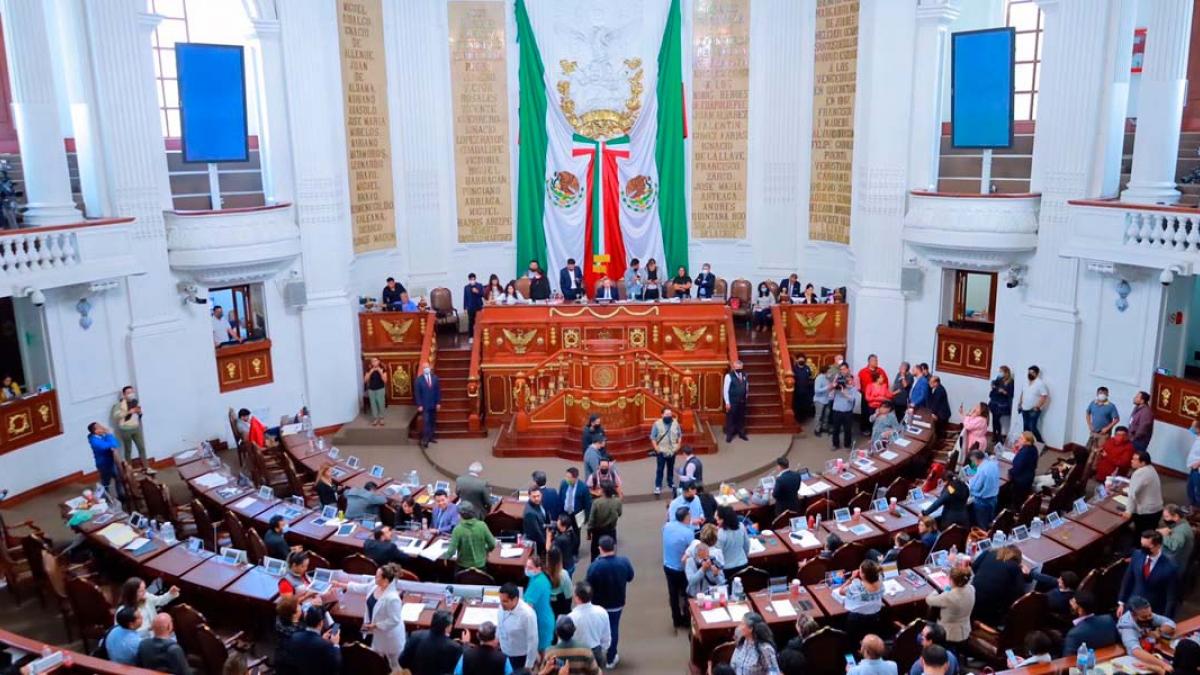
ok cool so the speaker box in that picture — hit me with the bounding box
[900,267,923,294]
[284,281,307,307]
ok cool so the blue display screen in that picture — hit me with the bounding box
[951,28,1015,149]
[176,43,249,163]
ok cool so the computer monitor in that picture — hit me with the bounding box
[797,468,812,481]
[336,522,356,537]
[220,547,243,565]
[881,561,899,579]
[327,446,340,460]
[370,465,385,479]
[834,508,851,523]
[1046,512,1063,529]
[346,456,360,469]
[930,550,949,568]
[908,489,925,503]
[435,480,451,493]
[789,516,808,532]
[258,486,275,501]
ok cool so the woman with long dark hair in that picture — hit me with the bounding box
[729,612,779,675]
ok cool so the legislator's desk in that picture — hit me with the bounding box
[227,493,280,521]
[747,530,796,574]
[179,556,253,595]
[750,588,826,633]
[1039,519,1104,559]
[807,583,849,619]
[863,507,919,537]
[689,597,757,666]
[143,543,214,586]
[251,502,311,530]
[771,528,823,560]
[178,457,222,481]
[820,517,886,548]
[881,572,938,622]
[0,626,163,675]
[487,542,533,584]
[1067,504,1127,537]
[1013,535,1073,574]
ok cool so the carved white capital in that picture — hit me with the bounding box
[915,0,960,25]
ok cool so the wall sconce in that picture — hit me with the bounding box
[1114,279,1131,312]
[76,298,93,330]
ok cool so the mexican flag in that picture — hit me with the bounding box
[515,0,688,294]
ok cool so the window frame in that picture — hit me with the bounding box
[952,270,998,327]
[1005,0,1043,122]
[210,283,267,343]
[150,0,192,138]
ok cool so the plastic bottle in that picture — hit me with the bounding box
[731,577,744,601]
[1076,642,1089,673]
[409,470,419,486]
[903,407,913,427]
[1030,517,1043,539]
[161,522,176,544]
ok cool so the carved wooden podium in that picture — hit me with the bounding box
[469,302,737,460]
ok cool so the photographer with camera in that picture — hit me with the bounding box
[111,385,152,474]
[829,363,859,451]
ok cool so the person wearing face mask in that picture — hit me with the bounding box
[723,360,750,443]
[1119,530,1177,619]
[1095,426,1135,483]
[1062,591,1119,657]
[649,406,683,496]
[585,459,623,498]
[1084,386,1120,453]
[111,385,153,473]
[1158,504,1194,581]
[1117,596,1177,674]
[528,267,551,302]
[1186,421,1200,508]
[623,258,644,300]
[684,541,725,597]
[1018,365,1049,445]
[415,362,441,449]
[694,263,716,299]
[523,555,555,655]
[988,366,1015,445]
[265,515,299,561]
[523,487,550,556]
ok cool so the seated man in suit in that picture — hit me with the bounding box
[694,263,716,299]
[289,606,343,675]
[1119,530,1179,618]
[1028,569,1079,618]
[364,524,409,566]
[560,258,584,301]
[1062,590,1118,657]
[430,489,461,535]
[595,276,620,302]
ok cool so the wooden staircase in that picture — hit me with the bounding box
[408,335,486,440]
[492,415,719,460]
[735,328,801,435]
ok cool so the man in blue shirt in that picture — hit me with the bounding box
[665,481,705,526]
[586,536,634,669]
[829,363,859,450]
[662,506,695,629]
[967,449,1000,528]
[1084,386,1120,452]
[910,363,931,409]
[105,606,143,665]
[849,634,899,675]
[88,421,121,495]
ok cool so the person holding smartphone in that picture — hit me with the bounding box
[285,606,342,675]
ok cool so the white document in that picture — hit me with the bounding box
[1000,451,1015,462]
[419,539,451,561]
[879,450,899,461]
[232,497,257,510]
[461,606,499,626]
[99,523,138,548]
[281,423,304,435]
[194,472,230,489]
[892,438,912,448]
[771,600,796,618]
[788,529,821,549]
[65,496,87,510]
[798,481,831,497]
[727,603,751,622]
[913,420,931,429]
[396,538,428,556]
[123,537,150,551]
[883,579,906,596]
[715,494,740,506]
[700,607,731,624]
[1113,494,1130,508]
[499,545,525,559]
[748,538,766,555]
[400,603,425,623]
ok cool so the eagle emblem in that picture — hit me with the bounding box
[379,318,413,344]
[502,329,538,354]
[793,311,827,337]
[671,326,707,352]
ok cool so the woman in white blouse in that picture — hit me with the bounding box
[833,558,884,643]
[116,577,180,637]
[496,281,525,305]
[344,563,406,667]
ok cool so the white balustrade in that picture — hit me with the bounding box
[0,229,80,276]
[1123,209,1200,253]
[902,191,1041,270]
[1063,200,1200,274]
[0,220,140,297]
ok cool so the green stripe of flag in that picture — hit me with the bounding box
[514,0,548,278]
[656,0,688,274]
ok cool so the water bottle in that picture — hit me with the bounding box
[731,577,744,601]
[1088,648,1096,671]
[903,407,913,427]
[147,519,159,539]
[1030,517,1043,539]
[408,470,419,487]
[1076,642,1090,673]
[161,522,176,544]
[949,544,958,561]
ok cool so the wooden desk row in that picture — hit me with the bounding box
[0,627,161,675]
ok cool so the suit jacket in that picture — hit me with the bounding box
[1008,445,1038,493]
[971,550,1023,626]
[1062,615,1119,657]
[540,486,562,521]
[398,629,464,675]
[523,501,550,555]
[558,479,592,518]
[363,538,407,567]
[928,385,951,422]
[694,272,716,298]
[595,284,619,302]
[772,470,804,516]
[264,528,290,561]
[455,474,491,516]
[415,373,441,409]
[288,629,342,675]
[925,478,970,530]
[462,282,485,311]
[779,279,803,297]
[925,584,976,642]
[560,267,584,300]
[135,637,189,675]
[1120,551,1179,617]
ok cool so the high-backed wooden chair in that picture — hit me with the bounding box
[113,458,145,512]
[454,567,495,586]
[728,279,752,325]
[342,554,378,576]
[249,444,289,495]
[732,566,770,594]
[41,549,76,642]
[156,482,197,538]
[891,619,926,674]
[307,551,333,571]
[139,476,172,523]
[616,279,629,300]
[341,641,391,675]
[968,592,1048,667]
[770,509,802,531]
[713,277,728,300]
[896,540,927,569]
[1017,493,1042,526]
[195,624,266,675]
[796,557,829,585]
[245,528,268,566]
[847,491,871,513]
[805,498,831,519]
[190,499,230,552]
[222,511,249,552]
[170,603,247,661]
[829,542,867,573]
[430,287,459,332]
[802,627,851,674]
[0,529,36,605]
[765,279,780,300]
[65,576,113,653]
[228,407,246,467]
[884,477,911,503]
[987,509,1016,537]
[930,524,966,554]
[282,455,319,507]
[1096,558,1128,614]
[709,641,736,669]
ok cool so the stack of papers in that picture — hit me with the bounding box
[194,472,230,489]
[700,607,731,623]
[499,545,525,559]
[1113,495,1129,507]
[395,538,428,556]
[1000,451,1016,461]
[883,579,906,596]
[281,423,304,435]
[99,523,138,548]
[123,537,151,552]
[419,539,450,561]
[788,529,821,548]
[715,494,740,506]
[771,599,797,617]
[400,603,425,622]
[461,606,499,626]
[727,603,751,622]
[798,481,832,497]
[232,496,258,510]
[748,538,767,555]
[65,496,88,510]
[879,450,899,461]
[913,420,931,429]
[892,438,912,448]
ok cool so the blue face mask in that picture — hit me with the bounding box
[1192,427,1199,437]
[525,569,536,578]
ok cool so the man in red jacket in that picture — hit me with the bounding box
[1094,425,1135,483]
[857,354,888,434]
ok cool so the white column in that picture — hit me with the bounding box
[248,16,294,205]
[1121,0,1193,204]
[0,0,82,225]
[907,0,959,191]
[82,0,191,456]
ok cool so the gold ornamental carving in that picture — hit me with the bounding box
[946,344,958,360]
[550,305,659,319]
[591,365,618,390]
[628,328,647,349]
[1160,388,1173,410]
[971,347,983,364]
[501,328,538,354]
[224,362,238,380]
[379,318,414,343]
[671,326,708,352]
[1183,394,1200,418]
[563,328,582,350]
[37,405,50,423]
[557,58,643,140]
[793,311,827,337]
[391,367,412,396]
[6,412,30,438]
[251,357,263,375]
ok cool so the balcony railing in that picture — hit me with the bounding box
[165,202,298,286]
[903,191,1041,270]
[1063,199,1200,272]
[0,218,140,297]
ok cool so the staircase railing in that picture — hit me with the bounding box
[466,317,484,432]
[770,304,795,426]
[418,312,437,371]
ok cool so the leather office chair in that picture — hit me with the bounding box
[729,279,752,326]
[429,287,459,332]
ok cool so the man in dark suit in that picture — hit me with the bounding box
[723,360,750,443]
[928,375,952,441]
[560,258,584,301]
[694,264,717,299]
[559,467,590,558]
[415,362,441,449]
[1120,530,1179,617]
[462,273,484,338]
[399,610,463,675]
[523,486,550,556]
[364,525,409,567]
[289,606,343,675]
[264,515,294,561]
[595,276,620,302]
[779,273,802,299]
[1030,569,1079,617]
[531,470,561,520]
[771,457,804,517]
[1062,591,1118,656]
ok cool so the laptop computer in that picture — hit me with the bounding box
[930,550,949,568]
[1072,498,1089,515]
[309,568,334,594]
[790,516,809,533]
[370,465,385,479]
[797,468,812,481]
[263,557,286,576]
[881,561,899,579]
[768,576,789,595]
[834,508,852,523]
[346,456,361,470]
[313,505,338,526]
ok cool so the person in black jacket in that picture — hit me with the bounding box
[273,596,304,675]
[529,269,551,301]
[265,515,292,561]
[791,354,814,426]
[971,545,1025,626]
[363,525,409,566]
[581,415,605,454]
[136,613,190,675]
[463,273,485,337]
[928,376,952,442]
[988,367,1015,444]
[288,606,342,675]
[1008,431,1039,505]
[315,465,338,508]
[399,609,464,675]
[394,495,426,530]
[771,457,804,517]
[523,487,550,556]
[455,621,508,675]
[923,475,970,530]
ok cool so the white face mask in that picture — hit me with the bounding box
[1097,394,1108,402]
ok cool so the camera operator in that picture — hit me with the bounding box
[829,363,859,451]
